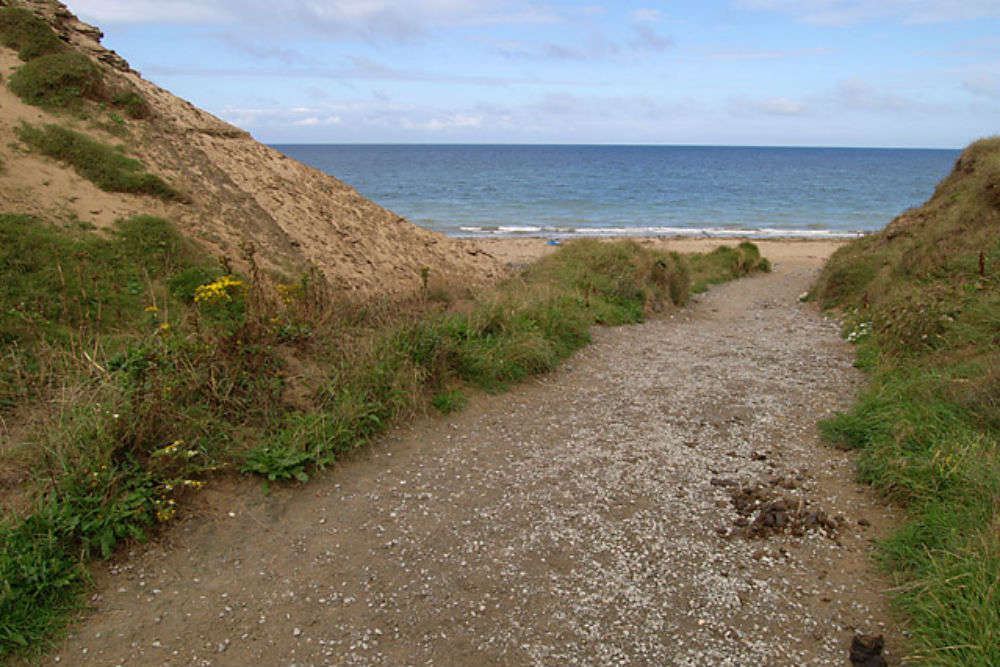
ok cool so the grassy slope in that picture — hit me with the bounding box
[811,136,1000,666]
[0,217,769,658]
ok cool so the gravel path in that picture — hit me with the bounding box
[48,249,903,667]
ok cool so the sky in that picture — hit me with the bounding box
[68,0,1000,148]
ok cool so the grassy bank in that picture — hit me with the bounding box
[812,137,1000,666]
[0,216,769,658]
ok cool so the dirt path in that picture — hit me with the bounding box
[48,244,904,667]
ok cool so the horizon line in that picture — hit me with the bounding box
[265,141,962,151]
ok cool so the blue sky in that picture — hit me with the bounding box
[70,0,1000,147]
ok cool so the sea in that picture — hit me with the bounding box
[273,145,960,239]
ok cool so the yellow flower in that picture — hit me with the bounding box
[158,322,170,332]
[193,275,243,304]
[144,305,159,313]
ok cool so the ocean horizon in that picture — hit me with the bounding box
[274,144,960,239]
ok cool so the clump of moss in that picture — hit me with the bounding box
[16,122,182,201]
[8,52,105,111]
[0,6,65,61]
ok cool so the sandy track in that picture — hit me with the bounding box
[48,244,903,667]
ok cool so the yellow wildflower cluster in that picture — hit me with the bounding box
[193,275,243,304]
[156,498,177,522]
[275,282,302,305]
[144,305,159,313]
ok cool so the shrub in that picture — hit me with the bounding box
[0,6,64,61]
[111,90,152,119]
[9,52,104,111]
[16,123,182,201]
[687,241,769,293]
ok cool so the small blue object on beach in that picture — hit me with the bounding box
[547,239,561,246]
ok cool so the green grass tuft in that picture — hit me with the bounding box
[111,90,152,119]
[16,123,182,201]
[687,242,771,293]
[432,389,466,414]
[0,6,65,61]
[8,52,104,111]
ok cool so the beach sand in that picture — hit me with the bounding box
[476,236,845,272]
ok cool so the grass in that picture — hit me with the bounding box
[812,136,1000,666]
[0,213,207,409]
[5,37,153,120]
[0,224,768,658]
[16,123,181,201]
[0,6,65,61]
[688,241,771,293]
[111,90,152,120]
[8,53,105,111]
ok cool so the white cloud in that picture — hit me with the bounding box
[729,95,809,116]
[736,0,1000,25]
[757,97,807,114]
[292,115,343,126]
[72,0,562,37]
[710,47,835,60]
[403,114,484,131]
[631,8,663,23]
[144,55,551,85]
[631,24,673,52]
[963,74,1000,100]
[70,0,227,24]
[837,78,912,110]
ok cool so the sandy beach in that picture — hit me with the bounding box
[476,236,846,272]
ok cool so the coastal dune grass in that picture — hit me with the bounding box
[8,53,105,111]
[812,135,1000,666]
[0,223,768,657]
[16,122,181,201]
[0,6,65,61]
[2,10,153,119]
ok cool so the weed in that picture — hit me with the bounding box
[94,111,128,137]
[16,123,182,201]
[111,90,152,119]
[8,53,104,111]
[687,242,770,293]
[0,6,64,61]
[432,388,466,414]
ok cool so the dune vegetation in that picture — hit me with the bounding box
[812,136,1000,666]
[0,213,768,657]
